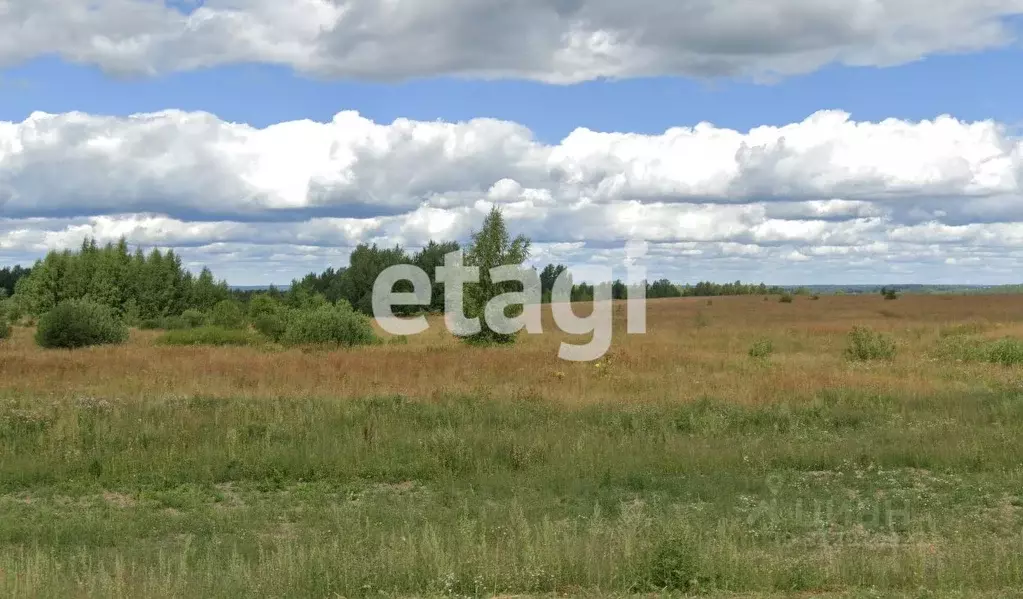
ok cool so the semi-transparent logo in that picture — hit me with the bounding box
[371,241,649,361]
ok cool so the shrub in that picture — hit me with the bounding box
[933,334,984,362]
[139,315,190,330]
[253,312,289,343]
[35,299,128,349]
[0,313,10,341]
[157,327,263,347]
[644,533,711,592]
[845,326,896,361]
[810,294,820,300]
[779,293,794,303]
[247,294,279,321]
[883,290,899,300]
[181,309,207,328]
[209,300,246,329]
[163,315,190,330]
[282,304,378,347]
[984,338,1023,366]
[2,298,22,323]
[748,338,774,358]
[138,318,162,330]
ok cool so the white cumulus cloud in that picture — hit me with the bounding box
[3,107,1023,284]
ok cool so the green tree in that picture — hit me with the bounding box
[189,267,229,313]
[539,264,569,303]
[460,207,531,345]
[338,244,412,315]
[210,300,246,330]
[412,240,461,312]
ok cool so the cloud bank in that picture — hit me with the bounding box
[2,108,1023,284]
[1,0,1022,82]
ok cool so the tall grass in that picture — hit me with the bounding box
[845,326,897,361]
[2,391,1023,596]
[4,295,1023,596]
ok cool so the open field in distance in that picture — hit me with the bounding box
[3,294,1023,597]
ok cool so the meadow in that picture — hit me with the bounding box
[2,294,1023,597]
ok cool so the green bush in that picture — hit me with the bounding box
[984,338,1023,366]
[282,304,378,347]
[209,300,246,330]
[748,338,774,358]
[181,309,207,328]
[139,315,190,330]
[2,297,23,323]
[253,312,289,343]
[138,318,162,330]
[845,326,896,361]
[779,293,794,303]
[939,336,1023,366]
[35,299,129,349]
[644,533,710,592]
[0,313,10,341]
[156,327,263,347]
[247,294,280,321]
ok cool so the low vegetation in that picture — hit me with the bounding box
[280,303,378,347]
[1,386,1023,597]
[845,326,897,361]
[156,326,264,347]
[33,299,128,349]
[935,334,1023,366]
[747,337,773,358]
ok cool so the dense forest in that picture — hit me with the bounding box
[0,265,30,298]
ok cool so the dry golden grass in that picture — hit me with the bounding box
[2,294,1023,404]
[6,294,1023,597]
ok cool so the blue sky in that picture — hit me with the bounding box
[5,49,1023,143]
[2,1,1023,285]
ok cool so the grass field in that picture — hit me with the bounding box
[3,294,1023,597]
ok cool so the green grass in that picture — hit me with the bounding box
[934,335,1023,366]
[747,338,774,358]
[2,390,1023,597]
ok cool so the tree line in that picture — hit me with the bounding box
[3,214,786,327]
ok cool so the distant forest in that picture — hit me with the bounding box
[1,238,1021,323]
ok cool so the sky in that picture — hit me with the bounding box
[3,1,1023,285]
